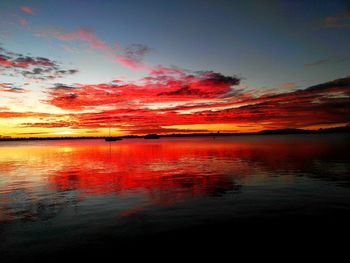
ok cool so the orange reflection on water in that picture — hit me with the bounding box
[0,135,349,222]
[48,140,243,202]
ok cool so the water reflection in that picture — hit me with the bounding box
[0,135,349,224]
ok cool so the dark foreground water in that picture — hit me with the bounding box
[1,134,350,260]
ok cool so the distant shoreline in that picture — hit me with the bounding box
[1,125,349,142]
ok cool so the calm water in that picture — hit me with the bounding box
[1,134,350,258]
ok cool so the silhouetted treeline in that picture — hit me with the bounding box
[0,125,349,141]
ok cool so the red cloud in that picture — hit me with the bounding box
[20,6,34,15]
[40,74,350,134]
[0,55,13,67]
[324,11,350,28]
[19,17,28,27]
[46,71,240,111]
[51,28,111,51]
[0,111,56,119]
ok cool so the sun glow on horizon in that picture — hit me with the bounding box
[52,131,76,135]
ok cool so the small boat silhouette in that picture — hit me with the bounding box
[104,127,122,142]
[144,134,160,139]
[105,137,122,142]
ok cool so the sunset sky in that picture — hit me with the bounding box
[0,0,349,137]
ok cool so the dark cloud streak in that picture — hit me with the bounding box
[0,46,78,80]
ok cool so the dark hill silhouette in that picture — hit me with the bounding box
[257,128,308,135]
[1,125,349,141]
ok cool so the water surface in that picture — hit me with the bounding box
[1,134,350,259]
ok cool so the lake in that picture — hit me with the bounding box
[1,134,350,259]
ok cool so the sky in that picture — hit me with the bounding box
[0,0,349,137]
